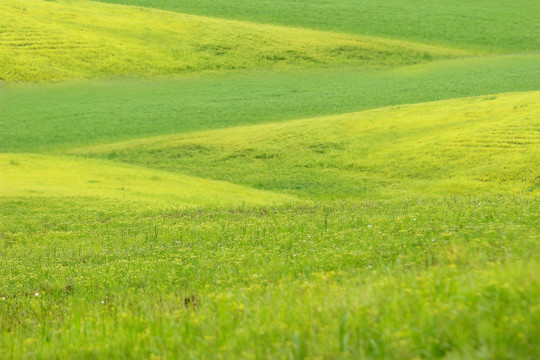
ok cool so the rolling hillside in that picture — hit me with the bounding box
[94,0,540,52]
[0,154,295,207]
[0,0,467,82]
[72,92,540,199]
[0,0,539,358]
[2,53,539,152]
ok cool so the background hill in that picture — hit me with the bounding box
[2,54,539,152]
[94,0,540,52]
[71,92,540,199]
[1,0,466,82]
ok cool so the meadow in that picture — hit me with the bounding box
[1,196,538,358]
[1,0,465,82]
[71,92,540,199]
[94,0,540,52]
[2,54,539,152]
[0,0,539,358]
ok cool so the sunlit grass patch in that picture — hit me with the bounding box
[0,154,296,207]
[0,0,469,82]
[93,0,540,53]
[74,91,540,199]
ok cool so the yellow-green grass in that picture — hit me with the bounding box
[1,195,538,358]
[94,0,540,53]
[1,0,538,357]
[73,91,540,199]
[0,0,470,83]
[0,154,295,207]
[2,53,539,153]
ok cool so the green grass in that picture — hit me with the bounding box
[95,0,540,52]
[1,195,538,358]
[0,0,466,83]
[72,91,540,200]
[2,53,539,153]
[1,0,539,358]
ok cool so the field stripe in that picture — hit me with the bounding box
[0,0,470,83]
[68,91,540,199]
[0,154,297,207]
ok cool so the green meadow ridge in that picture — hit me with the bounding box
[0,0,539,358]
[0,0,467,83]
[71,92,540,199]
[94,0,540,52]
[2,54,539,152]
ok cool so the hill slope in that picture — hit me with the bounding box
[73,91,540,199]
[0,0,467,82]
[2,53,539,152]
[94,0,540,52]
[0,154,295,207]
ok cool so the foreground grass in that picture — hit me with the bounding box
[0,0,464,82]
[0,196,538,358]
[2,53,539,152]
[74,91,540,200]
[94,0,540,52]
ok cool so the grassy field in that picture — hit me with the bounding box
[1,0,467,82]
[1,196,538,358]
[0,0,539,358]
[0,154,295,207]
[1,91,539,357]
[3,53,539,152]
[71,92,540,199]
[94,0,540,52]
